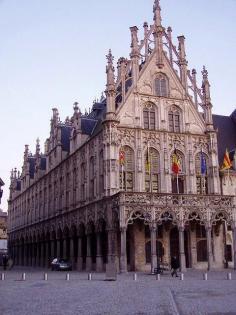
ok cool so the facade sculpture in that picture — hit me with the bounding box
[8,1,236,272]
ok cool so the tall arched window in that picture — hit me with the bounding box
[99,150,104,195]
[119,146,134,191]
[145,148,159,192]
[81,163,86,201]
[168,106,181,133]
[89,157,95,199]
[195,152,208,195]
[171,150,185,193]
[143,103,156,130]
[155,74,168,97]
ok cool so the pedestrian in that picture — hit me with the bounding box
[2,254,8,271]
[171,256,179,277]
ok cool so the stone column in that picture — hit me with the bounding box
[206,225,213,271]
[63,239,67,259]
[107,230,117,270]
[150,224,157,274]
[120,227,127,273]
[70,238,75,268]
[86,235,92,271]
[179,226,186,272]
[96,233,103,272]
[77,237,83,271]
[57,239,61,258]
[233,226,236,270]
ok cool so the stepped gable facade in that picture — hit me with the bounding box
[8,1,236,272]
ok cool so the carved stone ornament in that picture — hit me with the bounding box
[117,128,135,146]
[168,134,185,151]
[142,131,161,148]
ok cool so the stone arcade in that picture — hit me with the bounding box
[8,1,236,273]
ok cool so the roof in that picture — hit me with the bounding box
[213,112,236,164]
[61,125,72,152]
[0,178,4,186]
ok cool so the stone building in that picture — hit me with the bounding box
[8,1,236,272]
[0,178,4,205]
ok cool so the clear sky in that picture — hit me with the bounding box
[0,0,235,210]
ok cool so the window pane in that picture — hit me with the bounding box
[149,112,155,130]
[155,79,161,96]
[143,110,149,129]
[169,113,174,132]
[174,113,180,132]
[160,79,167,97]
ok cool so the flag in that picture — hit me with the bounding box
[172,149,180,174]
[119,150,125,166]
[221,149,232,170]
[145,146,151,174]
[200,151,207,175]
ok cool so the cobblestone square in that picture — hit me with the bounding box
[1,269,236,315]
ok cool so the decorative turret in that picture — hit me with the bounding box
[35,138,40,156]
[202,66,213,128]
[130,26,140,87]
[153,0,164,68]
[105,50,116,119]
[178,36,188,93]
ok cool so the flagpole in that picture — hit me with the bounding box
[176,173,179,194]
[122,164,124,191]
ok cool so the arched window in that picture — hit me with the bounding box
[99,150,104,195]
[155,74,168,97]
[168,106,181,133]
[195,152,208,195]
[89,157,95,199]
[171,150,185,193]
[143,103,156,130]
[145,148,159,192]
[119,146,134,192]
[81,163,86,201]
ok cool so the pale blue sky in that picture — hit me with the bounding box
[0,0,235,210]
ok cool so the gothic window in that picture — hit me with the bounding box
[99,150,104,195]
[171,150,185,193]
[154,74,168,97]
[81,163,86,201]
[145,148,159,192]
[195,152,208,195]
[143,103,156,130]
[168,106,181,133]
[119,146,134,192]
[89,157,95,199]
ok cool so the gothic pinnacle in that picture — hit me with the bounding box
[153,0,162,27]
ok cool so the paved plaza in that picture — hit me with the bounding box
[0,268,236,315]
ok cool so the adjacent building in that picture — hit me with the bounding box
[8,1,236,272]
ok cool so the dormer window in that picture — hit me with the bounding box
[155,74,168,97]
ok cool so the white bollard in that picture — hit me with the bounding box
[22,273,26,281]
[44,273,48,281]
[180,273,184,281]
[227,273,232,280]
[1,273,5,281]
[156,274,161,281]
[133,273,137,281]
[203,273,208,281]
[88,273,92,281]
[66,273,70,281]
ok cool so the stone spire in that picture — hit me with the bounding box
[153,0,164,68]
[202,66,213,129]
[130,26,140,87]
[153,0,162,27]
[36,138,40,156]
[24,145,29,164]
[178,36,188,92]
[105,50,115,119]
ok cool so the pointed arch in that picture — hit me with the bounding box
[154,73,169,97]
[170,149,185,193]
[144,147,160,192]
[119,146,134,191]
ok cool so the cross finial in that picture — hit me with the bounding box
[106,49,114,66]
[153,0,162,26]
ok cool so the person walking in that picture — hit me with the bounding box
[171,256,179,277]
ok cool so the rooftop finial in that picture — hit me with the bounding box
[202,66,208,80]
[36,138,40,156]
[106,49,115,90]
[153,0,162,26]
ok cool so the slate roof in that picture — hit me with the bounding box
[61,125,72,152]
[213,111,236,164]
[28,157,36,179]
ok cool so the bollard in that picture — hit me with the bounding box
[66,273,70,281]
[156,274,161,281]
[88,273,92,281]
[227,273,232,280]
[1,273,5,281]
[133,273,137,281]
[180,273,184,281]
[22,273,26,281]
[203,273,208,281]
[44,273,48,281]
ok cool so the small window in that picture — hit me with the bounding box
[168,107,181,132]
[155,74,168,97]
[143,104,156,130]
